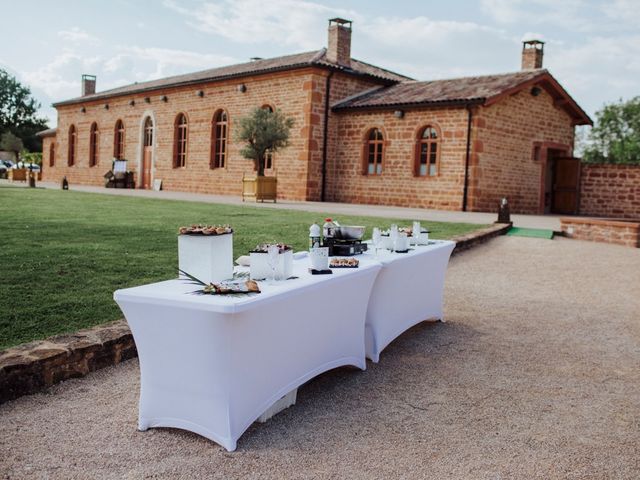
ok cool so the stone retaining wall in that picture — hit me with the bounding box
[579,164,640,220]
[560,217,640,248]
[451,223,511,255]
[0,223,508,404]
[0,321,136,404]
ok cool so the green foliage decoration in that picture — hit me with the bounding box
[235,107,294,176]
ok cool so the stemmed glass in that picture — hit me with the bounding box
[372,227,382,257]
[267,244,280,284]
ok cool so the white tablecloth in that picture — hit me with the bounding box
[114,260,381,451]
[363,240,455,362]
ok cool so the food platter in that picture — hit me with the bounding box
[329,257,359,268]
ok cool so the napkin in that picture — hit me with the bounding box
[235,255,251,266]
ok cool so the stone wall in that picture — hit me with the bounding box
[328,106,470,209]
[579,164,640,219]
[41,67,580,212]
[0,321,135,404]
[560,217,640,248]
[471,88,575,214]
[43,68,328,201]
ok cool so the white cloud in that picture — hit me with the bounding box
[19,46,238,116]
[545,35,640,113]
[480,0,596,32]
[603,0,640,27]
[21,51,101,99]
[103,47,238,81]
[357,16,515,80]
[163,0,358,49]
[58,27,100,45]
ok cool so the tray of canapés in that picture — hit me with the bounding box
[329,257,359,268]
[178,224,233,235]
[250,243,292,254]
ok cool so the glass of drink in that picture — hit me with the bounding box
[267,244,280,283]
[372,227,382,257]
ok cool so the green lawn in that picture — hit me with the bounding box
[0,187,484,350]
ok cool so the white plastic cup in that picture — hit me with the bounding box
[310,247,329,271]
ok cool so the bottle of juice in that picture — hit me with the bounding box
[309,223,321,249]
[322,218,335,240]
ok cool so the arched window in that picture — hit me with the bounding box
[211,110,228,169]
[89,122,99,167]
[114,120,125,160]
[49,142,55,167]
[262,105,274,170]
[143,117,153,147]
[365,128,384,175]
[68,125,77,166]
[416,126,439,177]
[174,113,188,168]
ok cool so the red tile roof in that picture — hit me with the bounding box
[332,69,592,125]
[52,49,411,107]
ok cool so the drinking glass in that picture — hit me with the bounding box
[390,224,398,252]
[412,221,421,245]
[267,244,280,283]
[372,227,382,257]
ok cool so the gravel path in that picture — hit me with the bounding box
[1,236,639,479]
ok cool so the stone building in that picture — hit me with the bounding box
[39,18,592,214]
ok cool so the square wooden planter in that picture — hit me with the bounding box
[242,174,277,203]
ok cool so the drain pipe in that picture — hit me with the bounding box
[462,104,473,212]
[320,71,334,202]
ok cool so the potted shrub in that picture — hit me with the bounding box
[236,107,293,202]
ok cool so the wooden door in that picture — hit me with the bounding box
[142,147,152,189]
[552,157,580,214]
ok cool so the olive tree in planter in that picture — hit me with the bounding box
[236,107,294,202]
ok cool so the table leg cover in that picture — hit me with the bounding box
[364,241,455,363]
[116,265,380,451]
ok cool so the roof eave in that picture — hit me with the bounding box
[52,62,404,108]
[332,98,485,112]
[36,128,56,138]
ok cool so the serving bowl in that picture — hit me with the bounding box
[335,225,366,240]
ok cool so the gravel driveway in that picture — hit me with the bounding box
[1,236,639,479]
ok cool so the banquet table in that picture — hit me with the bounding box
[363,240,455,362]
[113,259,381,452]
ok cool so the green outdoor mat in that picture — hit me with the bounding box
[506,227,555,239]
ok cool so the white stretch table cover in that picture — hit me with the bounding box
[364,240,455,363]
[114,260,381,452]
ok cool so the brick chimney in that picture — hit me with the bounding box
[327,18,352,67]
[521,40,544,70]
[81,74,96,96]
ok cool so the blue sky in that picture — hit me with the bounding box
[1,0,639,127]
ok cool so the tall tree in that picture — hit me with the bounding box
[0,69,48,152]
[583,96,640,164]
[235,107,294,176]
